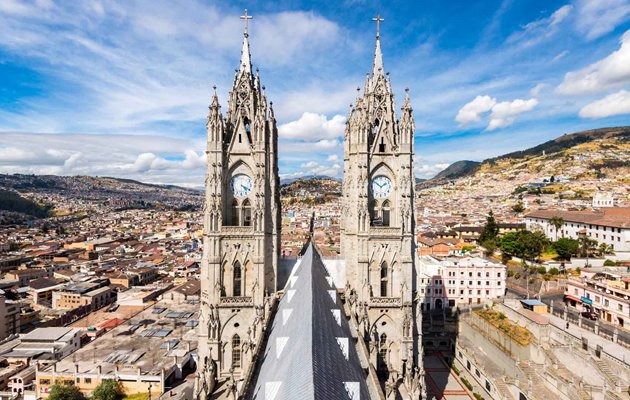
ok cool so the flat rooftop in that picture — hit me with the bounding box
[41,296,198,377]
[20,327,79,343]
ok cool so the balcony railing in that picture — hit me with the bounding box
[369,297,401,308]
[219,296,253,307]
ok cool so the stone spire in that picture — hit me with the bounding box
[239,9,253,74]
[372,14,384,77]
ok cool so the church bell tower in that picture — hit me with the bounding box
[196,9,281,399]
[341,15,424,396]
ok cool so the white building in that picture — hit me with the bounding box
[564,269,630,330]
[416,255,506,310]
[525,207,630,259]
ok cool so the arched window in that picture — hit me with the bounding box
[378,333,388,371]
[233,261,242,297]
[380,262,388,297]
[230,199,239,226]
[244,117,251,134]
[242,199,251,227]
[232,335,241,368]
[373,118,380,135]
[381,200,390,227]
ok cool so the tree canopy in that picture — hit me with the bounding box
[552,237,580,261]
[91,380,124,400]
[48,384,86,400]
[499,230,549,263]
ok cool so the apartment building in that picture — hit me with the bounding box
[417,255,506,310]
[564,268,630,329]
[526,207,630,259]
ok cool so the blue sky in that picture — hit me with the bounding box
[1,0,629,187]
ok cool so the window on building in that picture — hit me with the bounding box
[618,304,623,311]
[230,199,239,226]
[85,378,92,384]
[379,137,386,153]
[380,262,389,297]
[232,334,241,368]
[233,262,242,297]
[604,299,609,307]
[381,200,391,226]
[379,333,388,371]
[242,199,252,227]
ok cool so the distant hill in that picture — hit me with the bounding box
[0,189,52,218]
[432,160,481,181]
[281,177,341,205]
[425,126,630,185]
[280,175,339,185]
[0,174,203,213]
[490,126,630,161]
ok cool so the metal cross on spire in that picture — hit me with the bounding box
[372,14,384,38]
[241,9,253,37]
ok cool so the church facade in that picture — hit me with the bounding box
[341,17,425,397]
[197,11,424,400]
[195,10,281,399]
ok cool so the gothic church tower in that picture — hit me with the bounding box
[196,10,280,399]
[341,16,424,395]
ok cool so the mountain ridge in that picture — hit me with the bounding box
[426,126,630,185]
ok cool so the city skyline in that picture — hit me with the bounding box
[1,0,630,187]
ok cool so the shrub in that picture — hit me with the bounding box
[48,384,86,400]
[604,259,616,266]
[461,377,474,391]
[549,267,559,275]
[474,393,484,400]
[452,365,460,375]
[92,379,124,400]
[537,266,547,274]
[498,312,506,320]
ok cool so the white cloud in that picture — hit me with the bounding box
[550,5,573,26]
[506,4,572,47]
[487,98,538,130]
[278,112,346,140]
[557,29,630,95]
[530,83,549,97]
[579,90,630,118]
[298,161,341,177]
[327,154,339,162]
[0,132,207,186]
[455,95,496,126]
[456,95,538,130]
[552,50,569,62]
[414,162,451,179]
[575,0,630,40]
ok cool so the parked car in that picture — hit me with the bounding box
[581,311,597,320]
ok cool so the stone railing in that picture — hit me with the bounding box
[369,297,401,308]
[368,226,401,236]
[219,226,255,235]
[219,296,253,307]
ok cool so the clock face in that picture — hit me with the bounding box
[371,175,392,198]
[230,174,253,198]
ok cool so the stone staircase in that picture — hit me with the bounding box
[542,346,591,400]
[593,358,624,393]
[518,361,557,400]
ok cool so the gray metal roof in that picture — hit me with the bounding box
[249,243,369,400]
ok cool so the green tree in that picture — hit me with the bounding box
[549,216,564,240]
[91,379,124,400]
[598,243,615,256]
[552,237,580,261]
[48,383,86,400]
[511,202,525,213]
[549,267,559,275]
[499,230,548,263]
[479,211,499,244]
[578,236,598,258]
